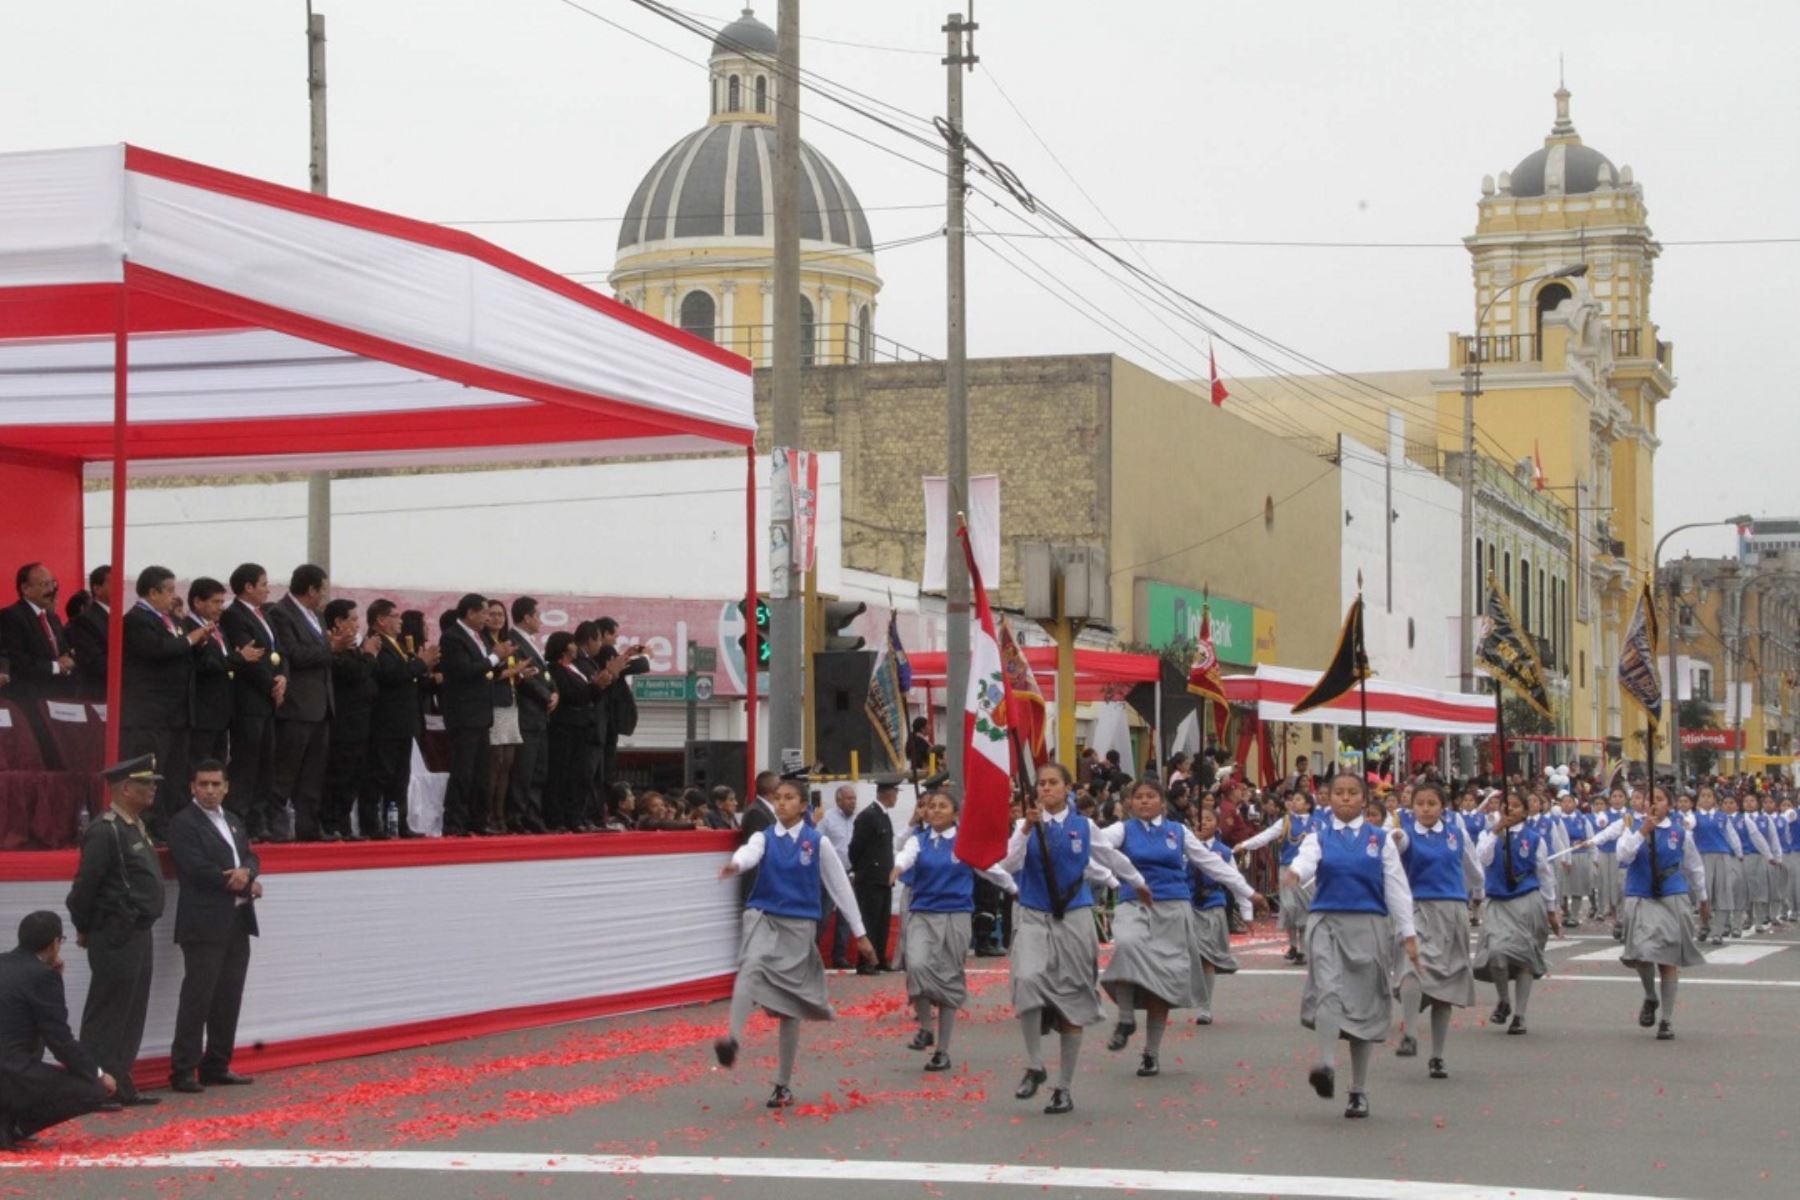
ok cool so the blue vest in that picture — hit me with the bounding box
[1398,812,1468,903]
[1593,809,1623,854]
[907,830,976,914]
[1780,813,1797,853]
[1117,818,1192,903]
[1484,826,1543,900]
[1190,836,1231,911]
[1624,821,1689,899]
[745,823,824,920]
[1278,813,1314,866]
[1691,809,1732,855]
[1728,812,1751,857]
[1017,812,1095,914]
[1751,812,1776,855]
[1554,812,1589,848]
[1310,821,1389,915]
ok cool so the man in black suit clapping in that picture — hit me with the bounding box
[220,565,288,840]
[506,597,556,833]
[66,564,112,702]
[362,599,437,839]
[185,578,256,772]
[265,565,350,843]
[166,761,261,1094]
[438,594,502,837]
[122,565,205,833]
[0,562,75,700]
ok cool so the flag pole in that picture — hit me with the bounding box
[1355,586,1370,784]
[1492,676,1507,785]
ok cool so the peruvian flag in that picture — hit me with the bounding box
[1209,340,1230,407]
[954,521,1015,870]
[1532,440,1547,491]
[1185,603,1231,744]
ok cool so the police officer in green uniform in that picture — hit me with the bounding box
[65,754,167,1107]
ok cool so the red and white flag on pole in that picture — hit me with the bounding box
[1209,341,1229,407]
[954,520,1015,869]
[1532,441,1547,491]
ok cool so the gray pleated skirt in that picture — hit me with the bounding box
[1724,855,1745,911]
[1620,895,1705,968]
[1701,853,1734,912]
[1102,902,1195,1009]
[1394,899,1475,1007]
[1741,855,1771,905]
[1011,906,1105,1026]
[1462,853,1486,902]
[1560,856,1592,903]
[1278,876,1312,933]
[1471,893,1549,982]
[1300,911,1395,1042]
[735,909,834,1021]
[1188,905,1240,973]
[903,910,971,1010]
[1593,854,1621,911]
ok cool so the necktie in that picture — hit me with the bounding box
[38,610,57,657]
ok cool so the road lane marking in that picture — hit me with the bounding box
[1232,969,1800,987]
[0,1150,1707,1200]
[1567,942,1784,966]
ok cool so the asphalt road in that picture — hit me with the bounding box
[6,922,1797,1200]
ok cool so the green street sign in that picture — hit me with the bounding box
[633,676,703,702]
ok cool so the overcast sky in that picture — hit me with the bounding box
[3,1,1793,560]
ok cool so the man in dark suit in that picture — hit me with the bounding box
[848,782,900,973]
[734,770,781,900]
[506,597,555,834]
[220,564,288,840]
[66,564,112,701]
[185,577,253,769]
[0,911,116,1149]
[266,564,351,843]
[323,599,377,841]
[0,562,75,700]
[571,621,616,830]
[438,593,500,838]
[121,565,206,833]
[593,617,650,821]
[362,599,436,839]
[165,760,261,1093]
[543,630,600,833]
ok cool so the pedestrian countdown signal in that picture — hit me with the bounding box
[737,595,771,667]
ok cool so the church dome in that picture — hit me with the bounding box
[1502,85,1623,197]
[712,7,777,59]
[616,124,874,253]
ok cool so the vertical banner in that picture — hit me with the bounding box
[769,446,794,600]
[921,474,1001,592]
[789,449,820,575]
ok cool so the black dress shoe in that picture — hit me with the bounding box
[1283,946,1300,962]
[766,1084,794,1109]
[170,1074,204,1094]
[1638,997,1659,1028]
[1656,1020,1674,1041]
[1395,1034,1418,1058]
[1193,1012,1213,1026]
[96,1100,123,1113]
[1014,1066,1048,1099]
[1507,1015,1528,1036]
[907,1029,935,1051]
[1294,952,1306,965]
[713,1037,739,1069]
[199,1070,253,1086]
[1344,1091,1370,1119]
[1428,1057,1448,1080]
[924,1049,951,1072]
[855,964,880,977]
[1489,1000,1512,1026]
[831,960,851,970]
[1308,1065,1336,1099]
[1106,1020,1136,1052]
[119,1095,161,1107]
[1043,1088,1073,1115]
[1136,1052,1159,1078]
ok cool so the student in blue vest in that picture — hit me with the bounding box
[1472,790,1560,1035]
[1235,790,1317,964]
[1777,797,1799,922]
[1387,781,1477,1080]
[1097,780,1262,1078]
[1684,785,1742,945]
[1735,794,1780,933]
[1552,793,1595,929]
[1187,805,1246,1026]
[1616,785,1708,1039]
[887,787,1016,1073]
[1718,793,1750,937]
[1284,771,1419,1120]
[1456,790,1488,926]
[715,778,876,1108]
[1589,784,1629,936]
[995,762,1149,1116]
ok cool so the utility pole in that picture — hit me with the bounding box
[766,0,804,772]
[943,9,976,794]
[1456,342,1477,777]
[305,3,331,571]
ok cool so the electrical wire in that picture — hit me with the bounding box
[439,202,942,227]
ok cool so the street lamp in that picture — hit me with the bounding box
[1457,263,1589,774]
[1655,514,1753,784]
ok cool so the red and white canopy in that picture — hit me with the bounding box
[0,145,754,471]
[906,647,1161,703]
[1223,664,1497,736]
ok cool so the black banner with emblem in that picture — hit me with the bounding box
[1476,572,1552,719]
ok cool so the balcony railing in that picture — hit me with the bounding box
[687,322,936,368]
[1457,327,1670,370]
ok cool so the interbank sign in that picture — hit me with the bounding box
[1138,580,1274,667]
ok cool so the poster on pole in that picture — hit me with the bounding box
[769,446,795,599]
[789,449,820,575]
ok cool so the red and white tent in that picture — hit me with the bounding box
[1223,664,1496,736]
[0,145,760,775]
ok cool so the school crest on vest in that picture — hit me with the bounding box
[798,838,815,866]
[1365,832,1380,857]
[1446,831,1459,852]
[1067,824,1084,852]
[1164,828,1180,850]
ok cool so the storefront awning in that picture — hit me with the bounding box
[1223,664,1496,736]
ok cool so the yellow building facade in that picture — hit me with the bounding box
[607,8,883,368]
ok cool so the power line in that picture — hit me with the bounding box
[440,202,942,227]
[959,232,1800,249]
[560,226,941,277]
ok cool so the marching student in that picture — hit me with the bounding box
[1456,791,1488,926]
[1387,782,1477,1080]
[887,788,1016,1073]
[1188,805,1245,1026]
[1590,785,1629,934]
[1472,790,1560,1035]
[1778,797,1799,922]
[1235,789,1318,963]
[1615,786,1707,1040]
[1097,781,1261,1078]
[995,763,1149,1116]
[1735,794,1778,933]
[715,778,876,1108]
[1284,772,1419,1120]
[1552,793,1595,928]
[1685,785,1742,945]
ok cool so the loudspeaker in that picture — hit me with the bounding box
[813,650,875,774]
[691,740,748,795]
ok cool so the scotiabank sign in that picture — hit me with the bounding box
[1679,728,1744,750]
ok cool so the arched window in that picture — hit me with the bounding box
[1519,556,1531,628]
[798,295,815,367]
[755,75,768,114]
[711,76,721,115]
[1475,537,1484,602]
[1503,551,1511,598]
[728,75,741,112]
[856,305,872,364]
[679,290,716,342]
[1537,567,1546,638]
[1534,282,1571,359]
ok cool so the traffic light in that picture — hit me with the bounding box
[737,595,771,668]
[820,598,866,652]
